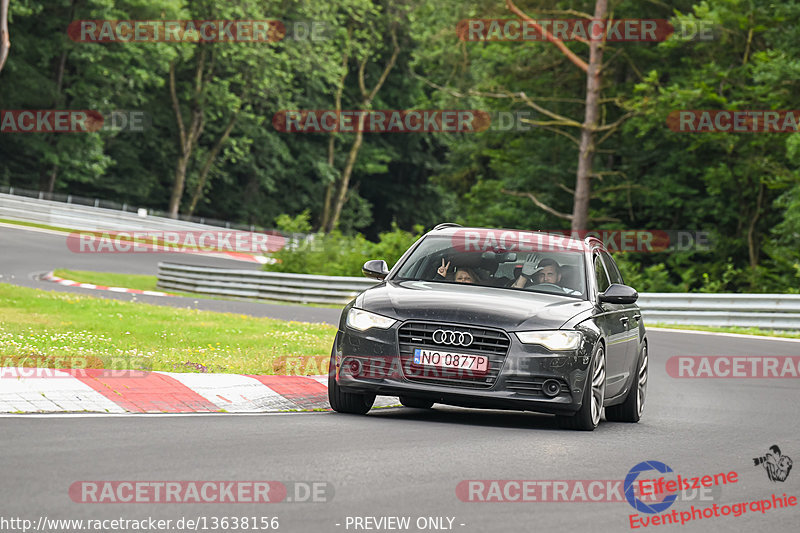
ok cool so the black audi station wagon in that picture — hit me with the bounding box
[328,224,648,431]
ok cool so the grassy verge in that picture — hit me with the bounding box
[0,217,73,233]
[650,323,800,339]
[50,268,342,308]
[52,268,219,300]
[0,283,337,375]
[53,269,162,293]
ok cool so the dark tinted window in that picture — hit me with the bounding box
[392,233,587,298]
[593,253,610,293]
[600,251,624,285]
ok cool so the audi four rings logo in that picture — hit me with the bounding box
[432,329,474,346]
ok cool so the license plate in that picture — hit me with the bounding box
[413,348,489,372]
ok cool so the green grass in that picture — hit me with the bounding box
[53,269,162,292]
[0,217,73,233]
[52,268,218,300]
[0,283,338,375]
[650,323,800,339]
[50,268,342,308]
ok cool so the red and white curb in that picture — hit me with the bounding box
[0,368,397,413]
[41,271,172,297]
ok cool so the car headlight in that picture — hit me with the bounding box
[346,308,397,331]
[515,330,582,351]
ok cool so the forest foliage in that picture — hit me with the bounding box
[1,0,799,292]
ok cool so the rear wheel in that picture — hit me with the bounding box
[558,344,605,431]
[399,396,434,409]
[606,343,647,423]
[328,351,375,415]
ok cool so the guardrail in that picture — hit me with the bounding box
[157,262,379,305]
[0,186,275,232]
[636,293,800,330]
[156,263,800,329]
[0,191,298,241]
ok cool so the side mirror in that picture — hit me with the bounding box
[599,283,638,305]
[362,259,389,280]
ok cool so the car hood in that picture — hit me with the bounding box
[356,280,593,330]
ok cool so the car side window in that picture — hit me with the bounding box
[600,251,624,285]
[593,253,610,294]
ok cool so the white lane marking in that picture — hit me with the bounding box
[160,371,296,412]
[648,326,800,343]
[0,368,126,413]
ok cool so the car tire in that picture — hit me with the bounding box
[399,396,434,409]
[606,343,647,423]
[557,344,606,431]
[328,350,375,415]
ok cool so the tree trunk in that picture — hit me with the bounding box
[167,51,206,218]
[187,114,238,215]
[323,29,398,233]
[0,0,10,74]
[46,168,58,194]
[325,124,365,232]
[571,0,607,231]
[320,42,351,231]
[170,152,192,219]
[41,0,78,193]
[747,181,764,270]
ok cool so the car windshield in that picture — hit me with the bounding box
[393,234,587,298]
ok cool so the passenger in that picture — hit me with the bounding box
[436,259,477,284]
[454,268,478,284]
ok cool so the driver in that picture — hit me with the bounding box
[511,258,580,295]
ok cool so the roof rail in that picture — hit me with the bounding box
[432,222,462,230]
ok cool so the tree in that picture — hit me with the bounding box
[0,0,9,74]
[320,26,400,233]
[165,1,357,219]
[504,0,608,231]
[412,0,639,231]
[318,1,405,233]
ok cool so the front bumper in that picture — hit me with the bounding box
[334,321,596,416]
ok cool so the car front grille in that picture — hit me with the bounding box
[397,321,510,389]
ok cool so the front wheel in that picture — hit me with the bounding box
[328,351,375,415]
[606,343,647,423]
[558,344,606,431]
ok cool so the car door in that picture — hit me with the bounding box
[600,250,640,380]
[591,250,628,398]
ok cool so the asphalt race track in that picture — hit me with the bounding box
[2,224,800,532]
[0,224,340,323]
